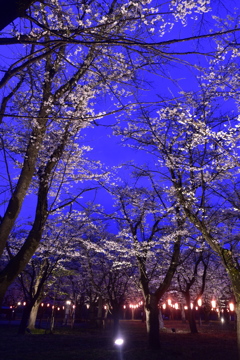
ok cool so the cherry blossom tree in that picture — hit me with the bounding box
[116,36,240,352]
[175,245,226,333]
[101,182,185,348]
[1,0,240,335]
[63,208,136,332]
[1,211,85,333]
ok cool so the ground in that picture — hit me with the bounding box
[0,319,237,360]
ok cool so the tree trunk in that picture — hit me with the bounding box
[145,294,160,349]
[0,280,10,306]
[18,304,32,334]
[188,308,198,334]
[181,302,186,323]
[97,296,103,329]
[112,303,121,337]
[0,0,36,31]
[158,308,164,330]
[28,300,41,330]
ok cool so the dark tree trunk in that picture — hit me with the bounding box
[112,303,121,337]
[188,308,198,334]
[185,293,198,334]
[18,304,33,334]
[145,294,160,349]
[0,0,36,31]
[96,296,103,329]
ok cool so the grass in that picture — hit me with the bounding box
[0,319,238,360]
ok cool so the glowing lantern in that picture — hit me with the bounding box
[211,300,216,309]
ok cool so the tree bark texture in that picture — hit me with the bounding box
[0,0,36,31]
[18,304,32,334]
[28,300,41,330]
[145,294,160,349]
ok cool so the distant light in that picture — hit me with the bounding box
[197,298,202,307]
[190,303,193,309]
[229,302,234,311]
[168,299,171,306]
[162,303,166,310]
[175,303,178,310]
[221,318,224,323]
[211,300,216,309]
[114,338,124,346]
[66,300,71,305]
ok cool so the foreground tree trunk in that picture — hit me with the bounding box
[28,300,41,330]
[145,294,160,348]
[18,304,33,334]
[0,0,36,31]
[187,308,198,334]
[111,303,121,337]
[185,292,198,334]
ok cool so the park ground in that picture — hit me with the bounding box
[0,319,237,360]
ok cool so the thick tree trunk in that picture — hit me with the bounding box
[0,0,36,31]
[0,280,10,306]
[28,300,41,330]
[112,304,121,337]
[145,294,160,349]
[18,304,32,334]
[188,308,198,334]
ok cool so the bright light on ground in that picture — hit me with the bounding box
[114,338,124,346]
